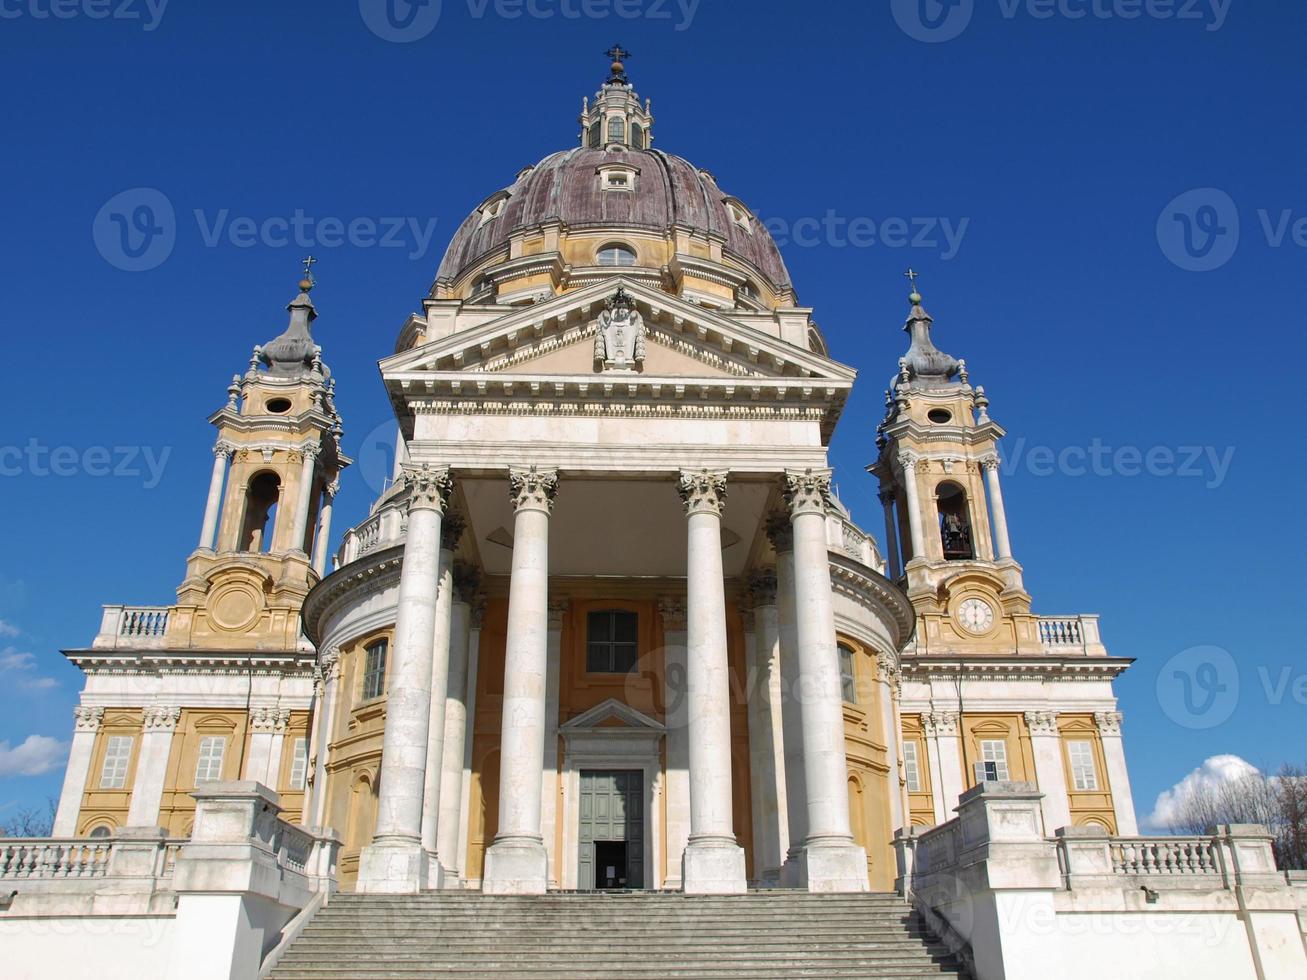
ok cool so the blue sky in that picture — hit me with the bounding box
[0,0,1303,828]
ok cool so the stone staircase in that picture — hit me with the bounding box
[267,891,966,979]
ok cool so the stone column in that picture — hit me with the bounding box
[312,480,337,575]
[770,515,809,887]
[244,707,290,787]
[898,453,926,562]
[784,468,868,891]
[1095,711,1139,835]
[676,469,746,894]
[878,490,901,580]
[483,466,558,895]
[289,444,321,555]
[744,572,788,885]
[923,710,962,823]
[982,456,1012,560]
[308,650,341,829]
[358,464,453,893]
[659,596,691,891]
[126,706,180,828]
[541,598,567,888]
[420,515,464,884]
[436,566,478,884]
[53,706,104,836]
[456,600,484,879]
[198,442,233,551]
[875,653,905,833]
[1025,710,1070,833]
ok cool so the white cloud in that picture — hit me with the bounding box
[0,619,19,638]
[0,735,68,777]
[1146,754,1260,830]
[0,646,58,691]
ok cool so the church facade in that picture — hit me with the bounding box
[47,55,1139,902]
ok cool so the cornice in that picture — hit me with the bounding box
[828,554,916,652]
[301,546,405,647]
[63,648,315,675]
[899,654,1134,682]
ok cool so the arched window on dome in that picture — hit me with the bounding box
[630,123,645,150]
[607,116,625,145]
[587,122,601,149]
[596,243,637,267]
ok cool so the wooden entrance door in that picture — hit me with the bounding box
[578,769,644,889]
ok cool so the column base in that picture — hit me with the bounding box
[682,837,747,895]
[482,836,548,895]
[357,838,438,894]
[785,837,870,893]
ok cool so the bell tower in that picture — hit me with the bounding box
[172,263,350,650]
[869,273,1041,656]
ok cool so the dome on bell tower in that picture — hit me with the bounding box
[431,49,795,312]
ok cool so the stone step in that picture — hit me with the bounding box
[270,966,960,979]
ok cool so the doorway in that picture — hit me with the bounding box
[578,769,643,890]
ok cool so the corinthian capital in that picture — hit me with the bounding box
[1024,710,1060,737]
[677,469,728,517]
[980,454,1001,473]
[143,705,181,732]
[747,569,778,607]
[1094,710,1123,736]
[440,512,467,552]
[509,466,559,513]
[765,513,794,554]
[784,467,833,517]
[404,464,454,514]
[922,709,958,737]
[213,441,236,460]
[897,452,920,473]
[250,706,291,733]
[73,705,104,733]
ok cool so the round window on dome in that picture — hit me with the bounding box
[596,244,637,267]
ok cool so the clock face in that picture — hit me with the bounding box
[957,598,995,634]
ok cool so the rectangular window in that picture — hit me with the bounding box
[99,735,133,789]
[288,737,309,791]
[195,735,227,784]
[977,739,1010,782]
[838,645,857,703]
[1068,740,1099,791]
[586,610,638,674]
[362,640,389,700]
[902,741,922,793]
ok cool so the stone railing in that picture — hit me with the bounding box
[1036,614,1105,656]
[894,784,1306,980]
[0,835,185,882]
[92,604,172,649]
[334,502,408,569]
[826,512,885,574]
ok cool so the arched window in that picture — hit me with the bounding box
[88,824,114,839]
[362,639,389,700]
[607,116,625,144]
[239,471,281,552]
[936,481,974,560]
[630,123,645,149]
[596,243,637,267]
[586,609,638,674]
[587,122,601,149]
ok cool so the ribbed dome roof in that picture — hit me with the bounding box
[434,147,792,292]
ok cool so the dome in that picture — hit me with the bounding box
[435,147,792,296]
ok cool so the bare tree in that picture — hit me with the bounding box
[1166,765,1307,871]
[0,797,56,839]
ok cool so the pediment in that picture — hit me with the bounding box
[380,277,856,385]
[560,697,665,734]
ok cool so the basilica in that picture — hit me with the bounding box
[9,52,1304,980]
